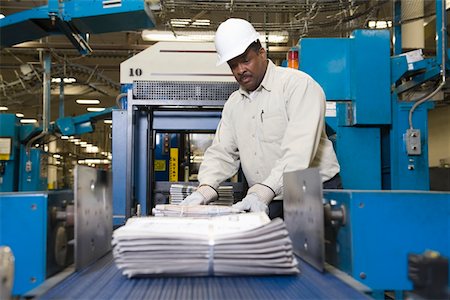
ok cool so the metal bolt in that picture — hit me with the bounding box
[359,272,367,279]
[408,165,415,170]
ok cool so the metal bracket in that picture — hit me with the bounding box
[283,168,325,272]
[405,129,421,155]
[74,165,112,270]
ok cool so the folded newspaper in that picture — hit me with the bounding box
[152,204,241,217]
[169,184,234,206]
[112,212,299,277]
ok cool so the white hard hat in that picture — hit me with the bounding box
[214,18,260,66]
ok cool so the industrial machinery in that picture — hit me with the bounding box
[113,41,241,225]
[0,1,155,297]
[294,0,449,296]
[0,191,74,295]
[299,1,448,190]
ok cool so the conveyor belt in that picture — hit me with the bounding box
[39,253,370,299]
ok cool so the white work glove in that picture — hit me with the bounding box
[232,184,275,214]
[179,185,218,205]
[232,193,269,214]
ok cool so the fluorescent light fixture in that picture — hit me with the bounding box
[0,106,8,111]
[76,99,100,105]
[15,113,24,117]
[79,141,87,146]
[61,136,69,140]
[87,107,105,112]
[53,154,61,158]
[192,19,211,26]
[142,30,288,44]
[51,77,76,83]
[368,20,392,29]
[71,138,80,143]
[20,119,37,124]
[79,158,110,164]
[104,119,113,124]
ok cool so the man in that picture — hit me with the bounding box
[181,18,341,219]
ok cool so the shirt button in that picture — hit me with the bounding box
[252,116,255,119]
[252,134,255,138]
[256,171,259,175]
[254,152,257,155]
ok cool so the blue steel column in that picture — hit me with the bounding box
[435,0,447,65]
[392,0,402,55]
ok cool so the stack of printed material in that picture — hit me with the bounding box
[169,184,197,205]
[210,185,234,206]
[169,184,235,206]
[112,212,299,277]
[152,204,241,217]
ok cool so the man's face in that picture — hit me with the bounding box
[227,47,267,92]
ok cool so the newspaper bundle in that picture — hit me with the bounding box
[112,212,299,277]
[169,184,234,206]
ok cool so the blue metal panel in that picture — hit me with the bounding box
[350,30,391,125]
[0,114,20,192]
[19,146,48,191]
[0,193,47,295]
[299,38,351,100]
[323,190,449,291]
[136,110,149,215]
[389,102,431,190]
[153,111,222,131]
[336,127,381,189]
[112,109,127,226]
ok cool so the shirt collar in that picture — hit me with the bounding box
[238,59,275,97]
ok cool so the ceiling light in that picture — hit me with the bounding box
[15,113,24,117]
[61,136,69,140]
[192,19,211,26]
[53,154,61,158]
[87,107,105,112]
[76,99,100,105]
[51,77,76,83]
[104,119,112,124]
[0,106,8,111]
[20,119,37,124]
[0,14,5,19]
[142,30,288,44]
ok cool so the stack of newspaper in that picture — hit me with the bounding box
[169,184,235,206]
[152,204,241,217]
[112,212,299,277]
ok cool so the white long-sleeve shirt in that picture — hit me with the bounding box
[198,60,340,198]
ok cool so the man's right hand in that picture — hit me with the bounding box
[179,185,218,206]
[180,191,207,205]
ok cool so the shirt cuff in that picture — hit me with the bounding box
[247,183,275,205]
[197,184,218,203]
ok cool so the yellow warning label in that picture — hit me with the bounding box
[0,154,10,160]
[154,160,166,172]
[169,148,178,182]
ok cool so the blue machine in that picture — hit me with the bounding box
[298,0,449,295]
[323,190,449,294]
[299,0,448,191]
[0,114,20,192]
[0,114,48,192]
[299,29,440,190]
[0,0,157,55]
[0,191,74,295]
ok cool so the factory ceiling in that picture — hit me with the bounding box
[0,0,448,127]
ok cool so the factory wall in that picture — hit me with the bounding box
[428,105,450,167]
